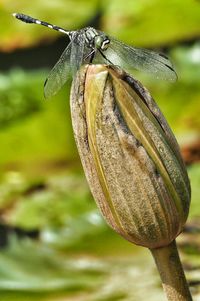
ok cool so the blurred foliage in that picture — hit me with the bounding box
[0,0,200,300]
[102,0,200,47]
[0,237,107,296]
[0,69,42,128]
[0,237,161,300]
[0,237,105,292]
[0,69,77,168]
[188,164,200,219]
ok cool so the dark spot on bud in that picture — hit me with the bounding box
[154,167,160,178]
[135,139,141,148]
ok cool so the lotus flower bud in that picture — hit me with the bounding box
[70,65,191,249]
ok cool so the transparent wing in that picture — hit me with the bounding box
[100,37,177,81]
[44,42,72,98]
[70,33,86,76]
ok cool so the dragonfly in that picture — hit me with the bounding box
[13,13,177,98]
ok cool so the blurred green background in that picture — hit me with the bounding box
[0,0,200,300]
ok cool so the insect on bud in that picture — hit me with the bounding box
[70,64,191,249]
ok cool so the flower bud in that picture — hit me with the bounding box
[70,65,191,249]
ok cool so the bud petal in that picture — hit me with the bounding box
[70,65,191,249]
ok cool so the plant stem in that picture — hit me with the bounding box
[150,240,193,301]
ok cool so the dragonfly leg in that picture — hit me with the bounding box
[84,49,96,63]
[89,51,95,63]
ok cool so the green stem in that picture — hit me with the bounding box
[150,240,193,301]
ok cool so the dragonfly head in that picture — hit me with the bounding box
[94,34,110,51]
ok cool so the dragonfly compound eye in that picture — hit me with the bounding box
[94,35,110,50]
